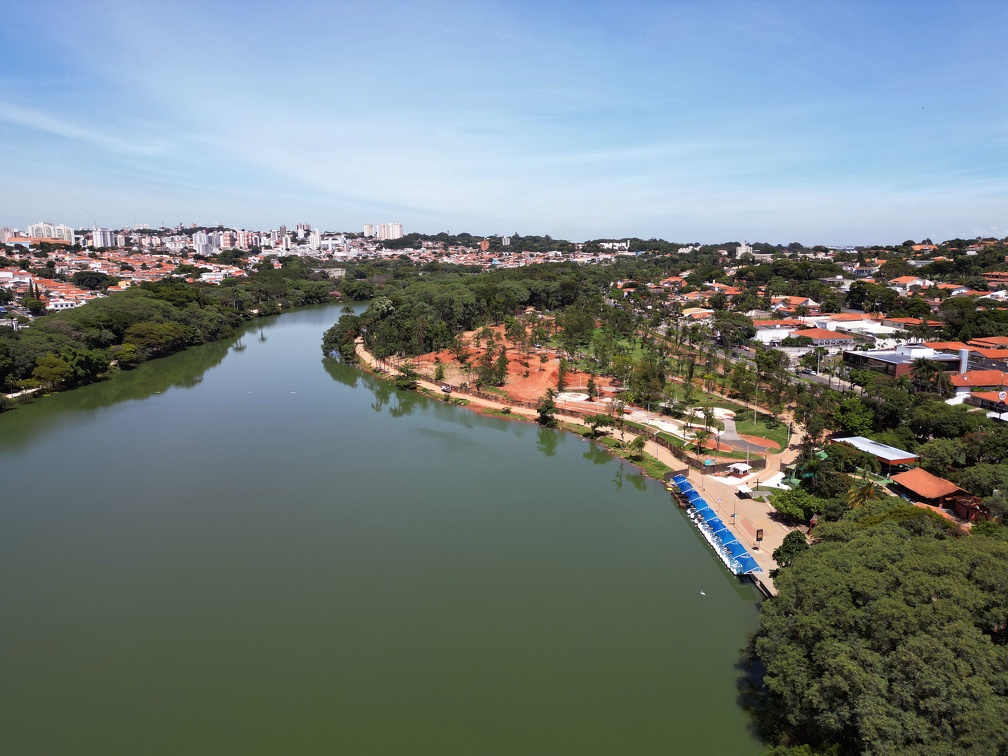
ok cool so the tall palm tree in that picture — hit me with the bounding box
[702,404,716,432]
[910,357,941,393]
[847,475,884,509]
[693,428,711,466]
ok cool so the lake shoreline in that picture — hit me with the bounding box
[0,298,348,411]
[351,339,685,485]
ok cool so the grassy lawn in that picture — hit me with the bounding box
[593,435,673,479]
[681,443,751,460]
[479,407,516,419]
[479,385,510,397]
[657,431,686,448]
[734,414,789,449]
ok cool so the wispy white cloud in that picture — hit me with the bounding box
[0,101,172,156]
[1,1,1006,243]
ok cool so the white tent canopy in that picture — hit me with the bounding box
[727,463,752,473]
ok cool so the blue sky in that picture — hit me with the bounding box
[1,1,1005,244]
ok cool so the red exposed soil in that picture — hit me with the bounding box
[413,324,619,404]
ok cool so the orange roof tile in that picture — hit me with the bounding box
[924,341,972,351]
[753,319,803,328]
[969,336,1008,347]
[891,468,962,500]
[950,370,1008,388]
[794,328,854,340]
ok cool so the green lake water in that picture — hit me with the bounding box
[0,304,762,754]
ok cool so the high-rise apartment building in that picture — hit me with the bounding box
[375,223,403,241]
[192,230,214,256]
[26,222,75,243]
[91,228,115,248]
[28,222,56,238]
[55,224,75,244]
[363,224,374,237]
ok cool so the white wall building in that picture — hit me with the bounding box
[27,222,76,244]
[91,227,115,248]
[28,222,56,238]
[366,223,403,240]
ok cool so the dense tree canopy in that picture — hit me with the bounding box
[748,506,1008,755]
[0,256,337,394]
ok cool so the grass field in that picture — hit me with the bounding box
[734,414,790,450]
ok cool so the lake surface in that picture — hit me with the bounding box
[0,304,762,754]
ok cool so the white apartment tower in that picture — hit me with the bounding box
[27,222,76,243]
[192,230,214,256]
[374,223,403,241]
[91,227,115,248]
[28,222,56,238]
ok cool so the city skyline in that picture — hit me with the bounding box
[1,1,1005,245]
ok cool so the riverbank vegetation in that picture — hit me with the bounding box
[0,256,336,403]
[746,500,1008,754]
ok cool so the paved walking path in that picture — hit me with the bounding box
[2,385,42,400]
[717,413,769,454]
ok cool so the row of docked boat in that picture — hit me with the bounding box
[671,474,761,576]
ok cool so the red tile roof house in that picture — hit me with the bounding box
[770,295,820,312]
[951,371,1008,397]
[890,467,989,523]
[936,282,976,296]
[887,275,933,293]
[965,390,1008,413]
[790,328,855,347]
[968,336,1008,349]
[881,316,942,331]
[752,318,805,329]
[891,467,962,507]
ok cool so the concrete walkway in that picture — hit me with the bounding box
[2,385,42,400]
